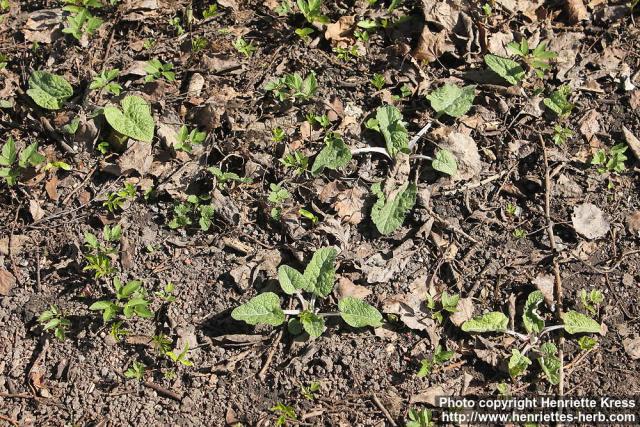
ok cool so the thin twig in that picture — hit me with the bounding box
[0,414,19,427]
[371,393,398,427]
[142,381,183,401]
[258,330,283,379]
[539,134,565,398]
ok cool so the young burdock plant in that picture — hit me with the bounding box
[295,27,314,43]
[591,143,628,174]
[62,0,103,41]
[507,38,558,78]
[90,69,122,96]
[233,37,256,57]
[169,195,215,231]
[370,73,386,90]
[417,344,454,378]
[89,278,153,322]
[232,247,383,339]
[552,124,573,145]
[175,125,206,153]
[265,72,317,102]
[207,166,252,189]
[424,291,460,324]
[280,151,309,176]
[144,59,176,83]
[460,290,604,382]
[83,225,121,279]
[38,305,71,341]
[0,137,45,186]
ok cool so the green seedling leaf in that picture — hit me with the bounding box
[426,84,476,118]
[370,181,417,235]
[27,71,73,110]
[538,342,560,385]
[103,95,155,142]
[441,292,460,313]
[522,290,545,334]
[278,265,307,295]
[508,348,531,378]
[561,310,602,334]
[311,133,352,176]
[371,104,409,157]
[338,296,383,328]
[302,247,338,297]
[300,310,325,338]
[432,149,458,176]
[231,292,285,326]
[484,54,525,85]
[543,85,573,118]
[461,311,508,333]
[578,336,598,350]
[406,409,434,427]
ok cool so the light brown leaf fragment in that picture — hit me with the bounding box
[626,211,640,237]
[623,337,640,360]
[325,16,355,47]
[578,110,601,141]
[334,186,365,225]
[45,176,59,201]
[116,141,153,176]
[622,126,640,161]
[532,273,555,306]
[449,297,474,327]
[23,10,63,44]
[335,277,371,299]
[29,199,45,221]
[566,0,588,24]
[412,27,450,62]
[572,203,610,240]
[0,269,16,296]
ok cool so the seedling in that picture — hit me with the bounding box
[580,289,603,315]
[103,182,136,213]
[513,228,526,239]
[370,73,386,90]
[405,409,434,427]
[505,202,518,216]
[143,38,156,50]
[271,402,297,426]
[481,3,492,16]
[461,290,603,383]
[152,333,172,354]
[207,166,252,188]
[265,72,317,102]
[425,291,460,324]
[392,83,412,100]
[272,127,286,142]
[27,71,73,110]
[275,0,292,15]
[552,124,573,145]
[175,125,207,153]
[507,39,558,78]
[0,53,8,70]
[124,361,146,380]
[0,137,45,186]
[591,144,628,174]
[103,95,155,143]
[168,195,215,231]
[62,0,103,41]
[300,381,320,400]
[166,343,194,367]
[333,46,359,62]
[578,335,598,350]
[369,180,417,235]
[191,37,208,53]
[310,132,351,176]
[89,278,153,322]
[110,321,129,341]
[417,344,454,378]
[280,151,309,176]
[484,54,525,86]
[296,0,328,24]
[306,112,330,128]
[268,183,290,220]
[203,3,219,18]
[295,27,314,43]
[543,85,573,118]
[144,59,176,83]
[364,104,409,157]
[169,16,185,35]
[232,247,383,339]
[233,37,256,57]
[83,224,121,279]
[299,208,319,224]
[37,305,71,341]
[155,282,176,303]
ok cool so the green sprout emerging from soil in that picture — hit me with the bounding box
[38,305,71,341]
[232,247,383,339]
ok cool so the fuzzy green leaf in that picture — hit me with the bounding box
[432,149,458,176]
[484,54,525,85]
[538,342,560,385]
[543,85,573,118]
[27,71,73,110]
[311,133,352,175]
[373,105,409,157]
[338,296,383,328]
[426,84,476,118]
[370,181,417,235]
[278,265,307,295]
[300,310,325,338]
[461,311,508,333]
[561,310,601,334]
[523,290,545,334]
[508,348,531,378]
[103,95,155,142]
[231,292,285,326]
[302,247,338,297]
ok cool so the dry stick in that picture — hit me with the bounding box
[539,135,565,399]
[61,165,98,205]
[142,381,183,402]
[371,393,398,427]
[0,414,19,427]
[258,330,283,379]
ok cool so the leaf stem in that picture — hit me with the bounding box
[350,147,392,159]
[318,312,341,317]
[283,309,300,315]
[408,122,432,151]
[410,154,434,162]
[505,329,529,341]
